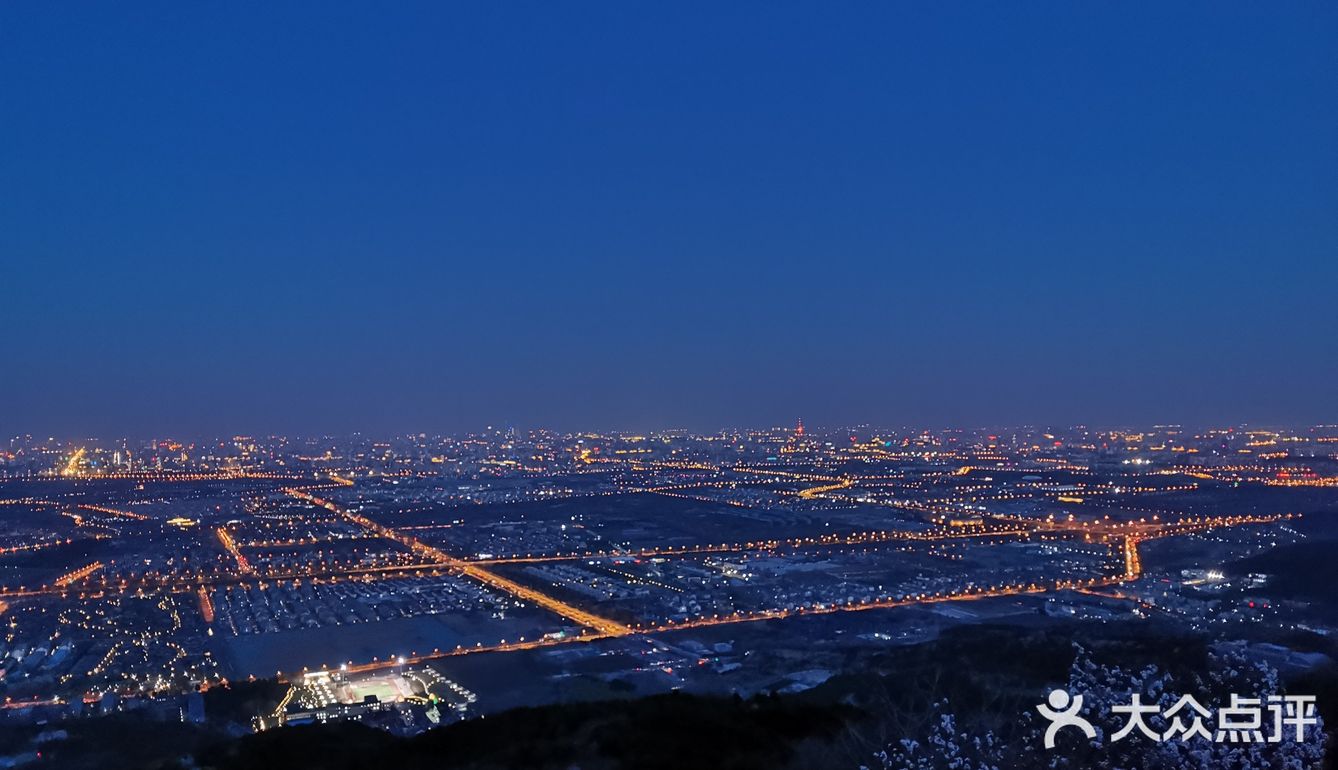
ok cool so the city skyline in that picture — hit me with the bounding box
[9,419,1338,447]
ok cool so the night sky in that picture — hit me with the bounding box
[2,3,1335,437]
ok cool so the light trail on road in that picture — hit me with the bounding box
[283,487,633,636]
[215,526,255,576]
[468,524,1029,564]
[78,504,150,521]
[54,561,104,587]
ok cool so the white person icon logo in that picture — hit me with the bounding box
[1037,689,1097,749]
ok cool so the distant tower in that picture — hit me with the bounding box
[795,418,804,437]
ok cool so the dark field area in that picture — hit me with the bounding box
[1230,538,1338,603]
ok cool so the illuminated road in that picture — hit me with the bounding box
[53,561,104,587]
[215,526,255,576]
[61,448,87,477]
[78,504,150,521]
[796,478,854,499]
[53,469,301,483]
[197,587,215,623]
[0,561,491,599]
[283,487,633,636]
[981,510,1293,541]
[469,524,1028,564]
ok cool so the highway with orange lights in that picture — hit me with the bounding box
[215,526,255,576]
[282,487,633,636]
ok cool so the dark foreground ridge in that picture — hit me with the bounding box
[211,692,850,770]
[7,624,1338,770]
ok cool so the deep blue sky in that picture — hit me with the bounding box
[2,3,1335,437]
